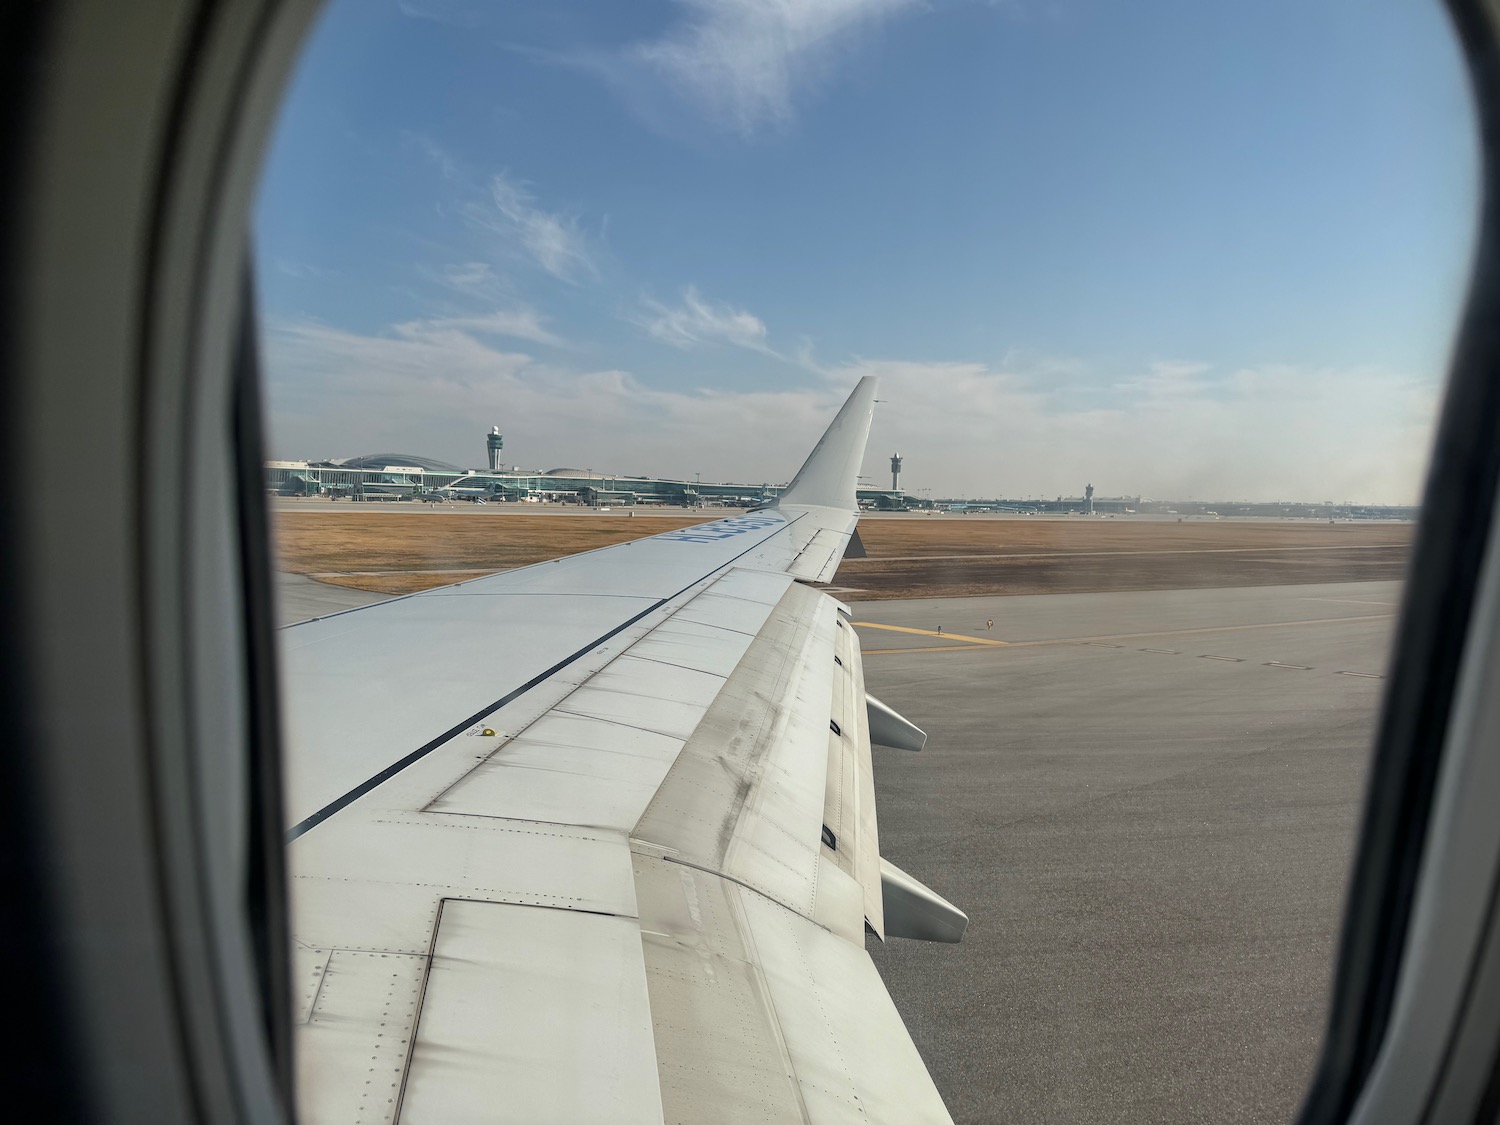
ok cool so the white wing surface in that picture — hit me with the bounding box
[284,376,967,1124]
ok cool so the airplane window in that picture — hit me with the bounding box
[253,1,1475,1121]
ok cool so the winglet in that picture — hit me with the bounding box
[777,377,878,511]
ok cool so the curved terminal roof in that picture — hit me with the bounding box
[339,453,464,472]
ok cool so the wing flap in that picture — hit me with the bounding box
[634,848,952,1125]
[634,856,810,1123]
[632,581,835,921]
[738,890,953,1124]
[400,900,662,1124]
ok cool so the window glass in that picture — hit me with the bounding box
[255,2,1475,1121]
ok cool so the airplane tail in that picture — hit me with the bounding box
[777,376,878,511]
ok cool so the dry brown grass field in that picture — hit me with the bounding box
[841,516,1412,598]
[273,506,1413,599]
[272,509,716,593]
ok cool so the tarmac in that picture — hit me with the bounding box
[856,581,1397,1124]
[273,571,1394,1123]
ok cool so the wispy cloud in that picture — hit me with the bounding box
[395,307,566,348]
[433,261,495,294]
[465,172,598,283]
[823,355,1438,502]
[395,0,484,29]
[633,285,776,353]
[561,0,920,138]
[262,313,1439,503]
[404,131,462,181]
[1112,359,1216,400]
[272,258,332,280]
[262,317,837,475]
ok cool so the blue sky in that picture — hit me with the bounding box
[256,0,1476,501]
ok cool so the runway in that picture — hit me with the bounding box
[858,581,1396,1124]
[273,569,1392,1122]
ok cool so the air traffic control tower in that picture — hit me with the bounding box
[486,426,504,472]
[891,452,903,492]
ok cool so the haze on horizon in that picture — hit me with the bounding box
[255,0,1477,506]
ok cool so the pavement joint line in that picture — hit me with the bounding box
[856,611,1395,656]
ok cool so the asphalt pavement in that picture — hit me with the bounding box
[857,581,1398,1124]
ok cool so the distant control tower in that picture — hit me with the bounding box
[1084,482,1095,515]
[890,453,903,492]
[486,426,504,472]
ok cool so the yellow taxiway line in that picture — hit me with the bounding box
[849,622,1009,646]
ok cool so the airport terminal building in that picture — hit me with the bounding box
[263,442,1413,520]
[263,452,907,509]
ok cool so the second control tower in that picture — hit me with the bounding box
[486,426,504,472]
[890,453,903,492]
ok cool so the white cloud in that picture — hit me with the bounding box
[438,261,494,293]
[629,0,919,135]
[261,316,1440,504]
[271,258,332,280]
[261,317,840,476]
[828,356,1438,503]
[633,285,775,353]
[396,1,483,29]
[394,307,566,348]
[467,172,597,283]
[404,132,462,181]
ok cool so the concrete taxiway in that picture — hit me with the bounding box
[273,568,1391,1123]
[859,580,1397,1125]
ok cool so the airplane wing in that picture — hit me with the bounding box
[282,375,967,1124]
